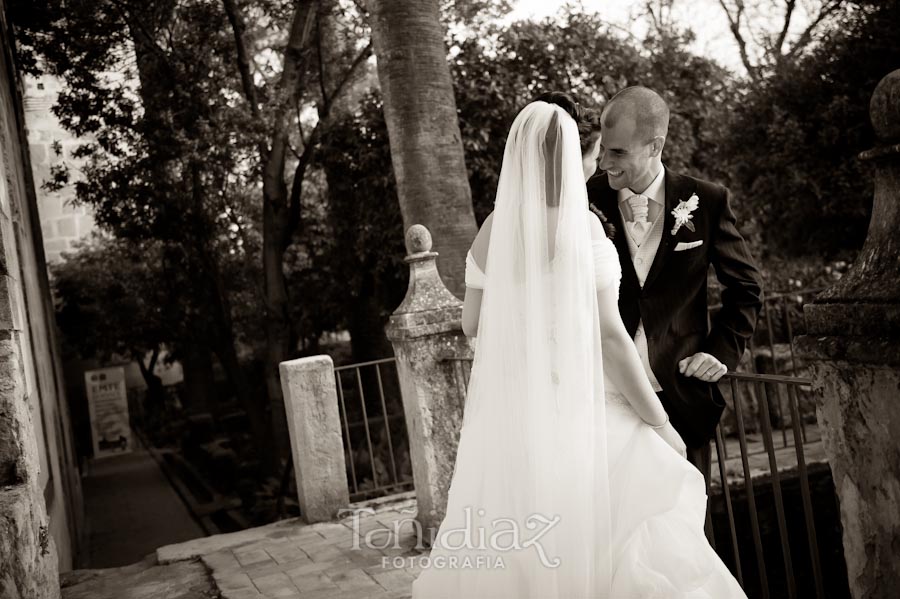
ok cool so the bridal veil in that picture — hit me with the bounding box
[413,101,613,597]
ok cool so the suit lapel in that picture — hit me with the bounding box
[591,176,640,291]
[642,166,681,290]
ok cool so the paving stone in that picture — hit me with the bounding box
[299,588,348,599]
[290,529,328,545]
[281,560,330,580]
[158,517,307,563]
[242,556,310,579]
[327,568,384,593]
[368,566,415,592]
[220,590,263,599]
[307,522,353,542]
[250,572,298,597]
[214,571,257,592]
[264,542,311,566]
[234,548,275,568]
[286,570,337,594]
[203,549,242,572]
[304,543,346,563]
[342,547,389,569]
[404,563,424,578]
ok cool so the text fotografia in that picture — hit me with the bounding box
[385,555,506,570]
[338,506,563,568]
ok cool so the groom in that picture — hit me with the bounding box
[587,86,762,482]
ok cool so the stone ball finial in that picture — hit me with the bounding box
[871,69,900,143]
[405,224,433,255]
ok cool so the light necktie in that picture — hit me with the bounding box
[627,193,651,246]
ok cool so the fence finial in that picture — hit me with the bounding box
[405,223,434,256]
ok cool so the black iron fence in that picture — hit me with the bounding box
[322,283,849,598]
[439,354,846,599]
[332,358,413,502]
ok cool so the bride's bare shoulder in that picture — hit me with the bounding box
[470,212,494,270]
[588,211,606,241]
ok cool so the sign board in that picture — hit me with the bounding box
[85,366,132,457]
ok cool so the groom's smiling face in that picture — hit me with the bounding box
[598,112,661,193]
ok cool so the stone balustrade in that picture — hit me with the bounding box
[384,224,473,541]
[278,355,350,524]
[796,69,900,599]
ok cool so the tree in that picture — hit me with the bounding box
[51,236,176,400]
[714,0,850,80]
[315,92,407,363]
[12,0,282,469]
[12,0,374,465]
[719,0,899,257]
[218,0,372,452]
[366,0,477,297]
[447,9,735,220]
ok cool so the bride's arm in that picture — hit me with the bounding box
[461,213,493,337]
[588,217,668,426]
[462,288,482,337]
[596,286,668,426]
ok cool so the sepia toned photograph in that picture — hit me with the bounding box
[0,0,897,598]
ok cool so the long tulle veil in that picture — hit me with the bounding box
[415,101,612,597]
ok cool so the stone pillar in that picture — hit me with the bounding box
[385,225,473,538]
[795,70,900,599]
[278,355,350,523]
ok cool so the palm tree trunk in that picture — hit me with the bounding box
[367,0,477,297]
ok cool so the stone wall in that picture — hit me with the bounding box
[0,3,82,596]
[22,74,95,264]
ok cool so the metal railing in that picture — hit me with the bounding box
[439,355,842,599]
[333,357,413,502]
[710,371,829,599]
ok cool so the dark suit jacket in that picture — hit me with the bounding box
[587,167,762,448]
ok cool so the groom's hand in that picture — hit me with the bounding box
[679,352,727,382]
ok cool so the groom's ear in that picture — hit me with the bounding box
[649,136,666,157]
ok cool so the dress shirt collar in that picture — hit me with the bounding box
[617,166,665,206]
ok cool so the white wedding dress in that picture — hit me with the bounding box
[410,102,747,598]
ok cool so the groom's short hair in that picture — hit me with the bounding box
[602,86,670,141]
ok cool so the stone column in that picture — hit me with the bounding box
[278,355,350,523]
[795,70,900,599]
[385,225,473,538]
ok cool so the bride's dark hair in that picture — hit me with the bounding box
[532,91,614,238]
[532,91,601,154]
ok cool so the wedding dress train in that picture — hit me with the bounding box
[411,238,746,598]
[410,101,746,598]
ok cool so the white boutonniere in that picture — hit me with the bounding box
[671,193,700,235]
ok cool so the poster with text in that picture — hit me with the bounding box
[85,366,132,458]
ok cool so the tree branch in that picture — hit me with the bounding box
[221,0,261,119]
[774,0,797,57]
[266,0,318,188]
[286,39,372,236]
[107,0,176,77]
[787,0,846,59]
[717,0,759,79]
[315,9,328,106]
[320,39,372,120]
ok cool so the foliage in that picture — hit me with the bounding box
[50,235,176,363]
[448,9,735,223]
[310,93,407,354]
[50,231,263,364]
[720,0,900,258]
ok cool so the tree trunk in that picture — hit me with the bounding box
[134,346,165,407]
[259,0,318,461]
[367,0,477,298]
[180,341,214,415]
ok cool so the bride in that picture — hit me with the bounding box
[410,100,747,598]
